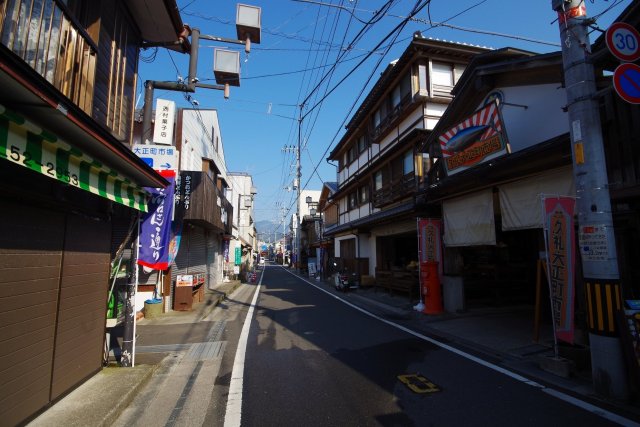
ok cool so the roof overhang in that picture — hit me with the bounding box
[128,0,190,52]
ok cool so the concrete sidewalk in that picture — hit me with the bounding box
[27,278,245,427]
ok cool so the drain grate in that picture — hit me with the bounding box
[136,344,192,353]
[184,341,227,361]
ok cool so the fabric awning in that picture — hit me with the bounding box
[443,188,496,246]
[498,167,575,231]
[0,105,149,212]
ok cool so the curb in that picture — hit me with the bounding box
[28,364,160,427]
[198,281,244,321]
[100,364,159,427]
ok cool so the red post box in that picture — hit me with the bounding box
[421,261,443,315]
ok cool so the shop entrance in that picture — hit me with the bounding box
[376,232,419,270]
[460,228,542,307]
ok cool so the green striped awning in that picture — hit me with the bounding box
[0,104,149,212]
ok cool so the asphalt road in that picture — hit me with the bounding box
[239,265,619,426]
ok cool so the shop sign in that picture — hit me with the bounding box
[438,100,509,176]
[0,104,148,211]
[132,144,179,171]
[138,170,176,270]
[417,218,443,280]
[235,247,242,266]
[543,196,576,344]
[176,275,194,287]
[152,99,176,145]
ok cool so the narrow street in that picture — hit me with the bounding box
[113,265,632,426]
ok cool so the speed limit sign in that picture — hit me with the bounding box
[606,22,640,63]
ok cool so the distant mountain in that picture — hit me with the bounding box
[255,220,285,239]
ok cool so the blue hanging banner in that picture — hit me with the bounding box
[138,170,176,270]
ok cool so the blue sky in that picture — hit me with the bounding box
[138,0,631,228]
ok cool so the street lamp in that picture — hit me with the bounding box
[236,4,261,51]
[142,4,262,142]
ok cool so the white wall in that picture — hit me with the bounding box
[491,84,569,152]
[180,109,227,176]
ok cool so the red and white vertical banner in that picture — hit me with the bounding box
[543,197,576,344]
[418,218,443,277]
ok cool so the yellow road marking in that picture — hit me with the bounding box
[397,374,440,394]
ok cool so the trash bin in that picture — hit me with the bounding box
[144,298,163,319]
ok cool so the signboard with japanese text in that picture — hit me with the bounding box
[579,224,611,262]
[544,196,576,344]
[417,218,443,282]
[176,275,194,287]
[132,144,179,171]
[0,104,148,211]
[137,170,176,270]
[438,100,510,176]
[152,99,176,145]
[235,247,242,266]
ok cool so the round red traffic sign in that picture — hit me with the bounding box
[606,22,640,62]
[613,63,640,104]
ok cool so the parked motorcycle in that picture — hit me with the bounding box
[332,263,358,292]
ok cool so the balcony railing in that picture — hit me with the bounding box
[372,173,416,208]
[177,171,233,235]
[1,0,97,114]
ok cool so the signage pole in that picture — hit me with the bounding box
[551,0,626,398]
[121,213,140,367]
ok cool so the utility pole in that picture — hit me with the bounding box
[552,0,626,398]
[296,105,302,273]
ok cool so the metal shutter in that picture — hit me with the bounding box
[0,202,64,427]
[51,214,110,399]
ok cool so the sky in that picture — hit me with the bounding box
[137,0,632,232]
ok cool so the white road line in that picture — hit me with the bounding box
[283,267,639,426]
[224,270,263,427]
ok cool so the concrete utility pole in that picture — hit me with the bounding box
[552,0,627,398]
[296,106,302,273]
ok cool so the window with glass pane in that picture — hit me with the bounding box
[418,63,428,95]
[391,85,401,109]
[1,0,97,115]
[403,151,413,175]
[349,191,358,209]
[359,185,369,204]
[374,170,382,190]
[357,134,367,153]
[432,62,453,86]
[400,72,411,100]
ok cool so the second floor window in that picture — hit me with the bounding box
[357,134,367,153]
[348,191,358,210]
[403,150,414,175]
[432,62,454,87]
[359,185,369,204]
[1,0,98,114]
[374,170,383,190]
